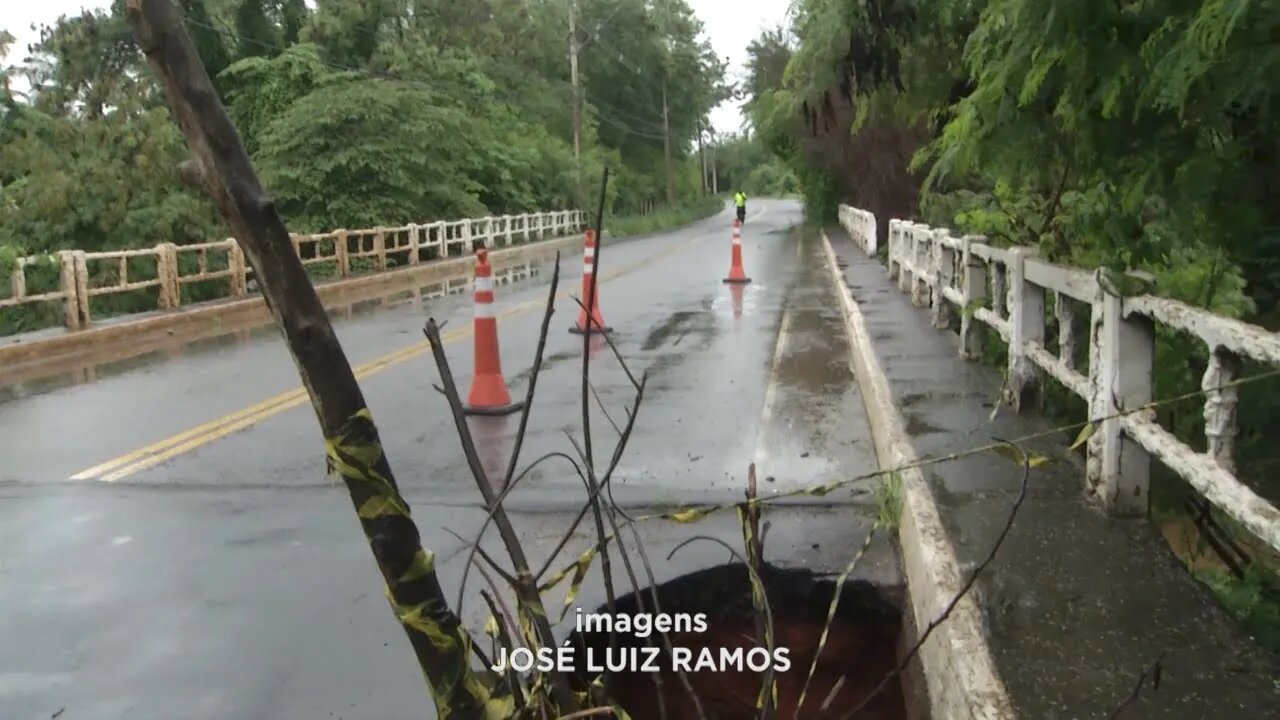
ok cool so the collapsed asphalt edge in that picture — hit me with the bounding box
[819,229,1016,720]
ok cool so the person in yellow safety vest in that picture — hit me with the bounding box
[734,191,747,224]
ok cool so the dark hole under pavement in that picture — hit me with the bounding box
[565,563,911,720]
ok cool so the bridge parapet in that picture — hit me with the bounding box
[0,209,584,335]
[840,204,1280,555]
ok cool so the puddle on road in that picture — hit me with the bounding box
[0,260,543,403]
[567,563,913,719]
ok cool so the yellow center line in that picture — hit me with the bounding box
[72,218,755,483]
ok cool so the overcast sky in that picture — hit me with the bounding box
[1,0,791,134]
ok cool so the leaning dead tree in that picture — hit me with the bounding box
[124,0,518,715]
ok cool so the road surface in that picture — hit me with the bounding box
[0,199,894,719]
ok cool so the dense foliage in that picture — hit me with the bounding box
[0,0,726,250]
[745,0,1280,642]
[0,0,727,332]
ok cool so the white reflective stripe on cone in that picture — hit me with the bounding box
[584,247,595,259]
[583,263,594,274]
[474,276,493,292]
[474,303,495,319]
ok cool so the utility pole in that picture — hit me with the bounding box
[662,77,674,205]
[696,120,706,195]
[710,139,718,194]
[659,0,674,206]
[568,0,583,203]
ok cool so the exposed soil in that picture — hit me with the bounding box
[568,563,909,719]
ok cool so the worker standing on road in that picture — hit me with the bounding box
[734,191,747,224]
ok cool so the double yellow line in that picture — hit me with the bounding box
[70,235,702,483]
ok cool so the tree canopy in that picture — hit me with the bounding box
[1,0,727,251]
[743,0,1280,637]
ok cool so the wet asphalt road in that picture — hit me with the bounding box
[0,200,895,719]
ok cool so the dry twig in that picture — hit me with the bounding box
[842,438,1033,718]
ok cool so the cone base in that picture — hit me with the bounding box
[463,400,525,417]
[723,276,752,284]
[569,325,613,335]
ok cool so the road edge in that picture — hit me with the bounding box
[819,228,1016,720]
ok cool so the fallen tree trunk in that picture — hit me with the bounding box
[123,1,506,715]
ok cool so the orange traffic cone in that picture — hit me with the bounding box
[570,229,612,335]
[465,248,524,416]
[724,219,751,284]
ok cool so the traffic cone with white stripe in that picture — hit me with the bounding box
[465,248,524,416]
[724,219,751,284]
[570,228,612,335]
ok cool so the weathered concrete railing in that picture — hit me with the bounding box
[838,204,1280,553]
[0,209,583,333]
[838,205,877,255]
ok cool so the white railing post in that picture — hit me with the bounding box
[407,224,420,265]
[911,226,929,307]
[886,220,900,282]
[898,223,914,293]
[1055,292,1077,371]
[58,250,81,330]
[228,239,247,296]
[1087,280,1154,515]
[73,251,91,327]
[931,229,953,329]
[374,229,388,271]
[335,230,350,277]
[156,243,179,310]
[433,221,446,257]
[1005,247,1044,412]
[960,236,987,359]
[1202,348,1241,472]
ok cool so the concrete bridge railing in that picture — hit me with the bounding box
[838,204,1280,554]
[0,210,584,334]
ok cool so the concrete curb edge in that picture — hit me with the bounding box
[820,229,1016,720]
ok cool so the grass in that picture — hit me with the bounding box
[607,196,725,238]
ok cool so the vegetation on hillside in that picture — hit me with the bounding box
[743,0,1280,648]
[0,0,731,332]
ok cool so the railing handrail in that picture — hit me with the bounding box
[837,203,1280,554]
[0,208,585,334]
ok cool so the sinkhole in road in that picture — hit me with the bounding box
[565,563,914,719]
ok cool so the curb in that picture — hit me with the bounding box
[820,229,1015,720]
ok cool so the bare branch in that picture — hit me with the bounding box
[563,432,668,720]
[537,374,649,580]
[589,380,624,436]
[443,527,519,589]
[667,535,777,718]
[1107,652,1165,719]
[121,1,492,713]
[502,253,562,486]
[456,451,590,615]
[563,431,621,689]
[481,589,528,710]
[569,295,640,391]
[843,439,1032,719]
[424,317,579,712]
[624,520,707,719]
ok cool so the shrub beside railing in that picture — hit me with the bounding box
[0,210,584,335]
[838,204,1280,554]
